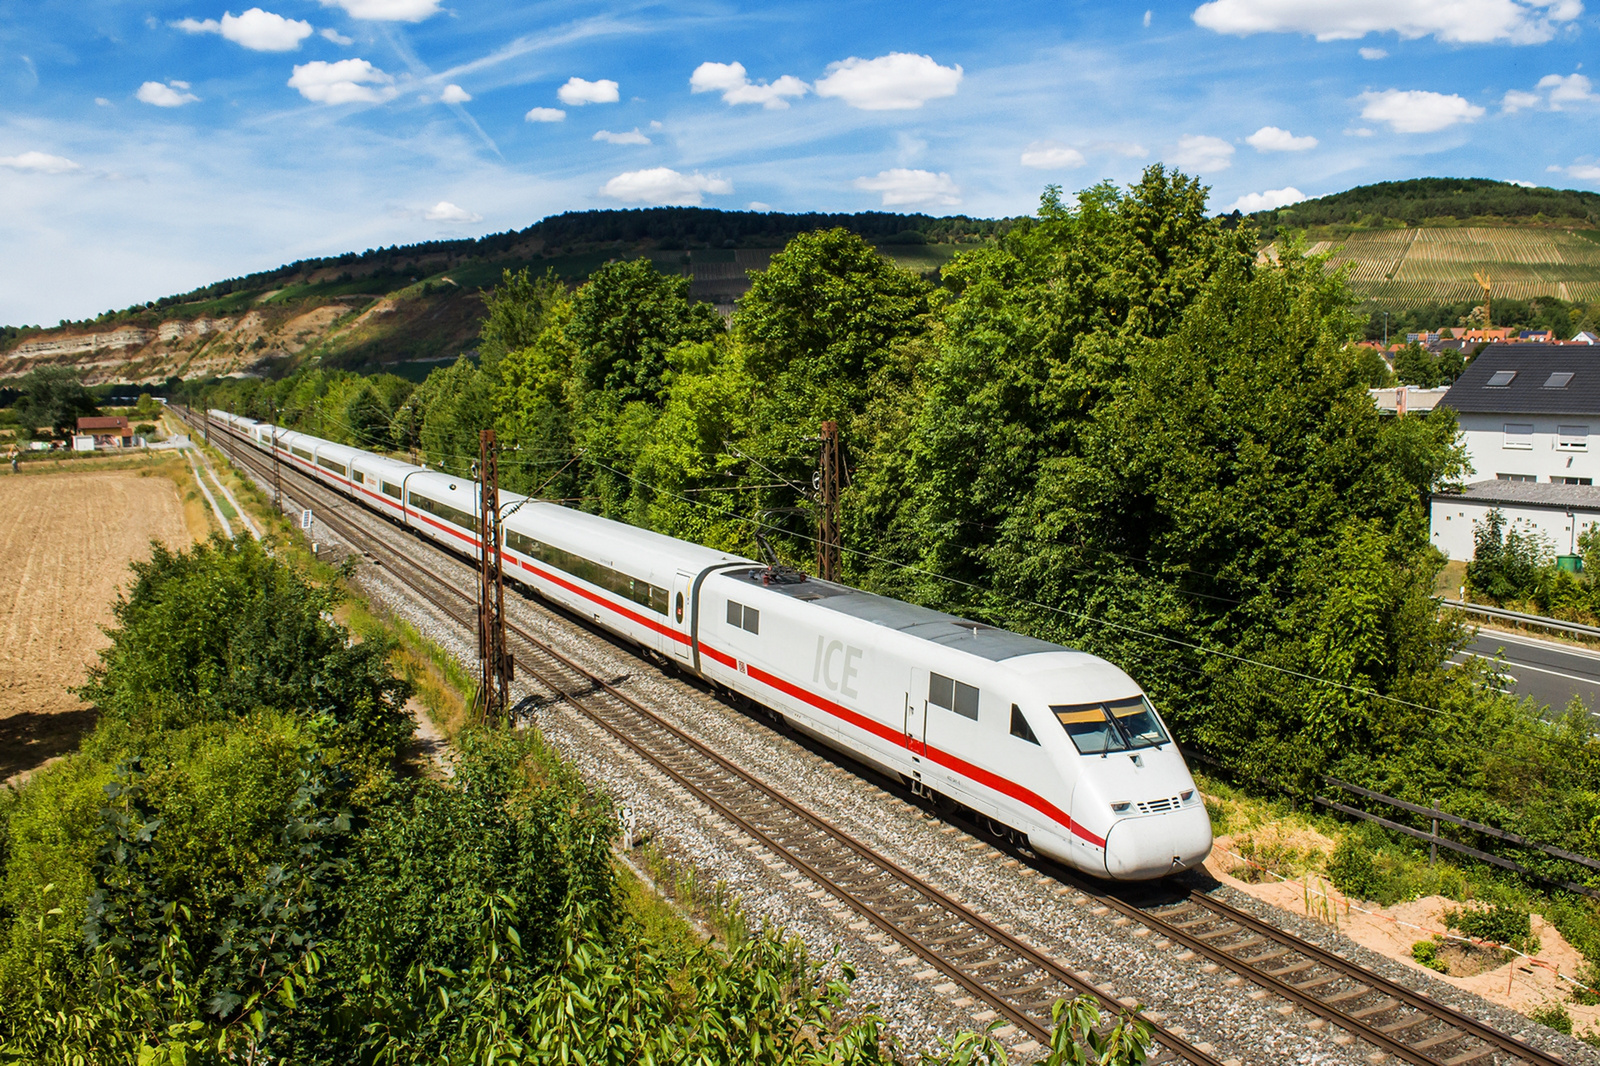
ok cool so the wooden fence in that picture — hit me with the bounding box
[1183,748,1600,899]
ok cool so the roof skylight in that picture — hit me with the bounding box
[1545,372,1575,388]
[1486,370,1518,387]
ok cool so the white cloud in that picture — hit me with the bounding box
[1345,126,1375,136]
[94,97,111,107]
[602,167,731,205]
[1020,141,1087,169]
[815,53,962,110]
[524,107,565,122]
[558,77,619,105]
[1501,89,1543,111]
[1358,88,1484,132]
[287,58,396,104]
[0,151,82,174]
[853,168,961,207]
[1192,0,1581,45]
[424,201,481,223]
[440,83,471,103]
[321,27,353,44]
[1144,9,1153,25]
[186,8,313,51]
[315,0,440,21]
[1538,72,1597,107]
[1510,178,1538,186]
[1227,186,1307,212]
[747,201,772,210]
[689,61,808,109]
[137,80,200,107]
[593,128,651,145]
[1170,134,1234,171]
[1246,125,1318,151]
[1557,163,1600,181]
[1359,46,1388,58]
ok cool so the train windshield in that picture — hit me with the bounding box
[1051,696,1170,755]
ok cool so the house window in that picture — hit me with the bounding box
[1010,704,1039,744]
[1545,372,1575,388]
[1554,476,1594,486]
[1486,370,1518,387]
[1557,425,1588,451]
[929,673,979,720]
[726,600,759,634]
[1497,473,1536,482]
[1503,424,1534,450]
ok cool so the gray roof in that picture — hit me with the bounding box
[1440,479,1600,511]
[726,568,1071,662]
[1440,344,1600,416]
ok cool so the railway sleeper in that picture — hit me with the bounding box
[1322,985,1375,1006]
[1412,1027,1466,1050]
[1346,997,1401,1020]
[1218,934,1266,953]
[1441,1046,1496,1066]
[1289,974,1342,994]
[1261,958,1313,978]
[1193,923,1244,941]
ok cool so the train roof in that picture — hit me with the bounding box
[720,568,1072,662]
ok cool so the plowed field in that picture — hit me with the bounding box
[0,466,195,782]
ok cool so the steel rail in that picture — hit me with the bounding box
[192,412,1221,1065]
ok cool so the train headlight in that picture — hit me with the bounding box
[1110,801,1131,814]
[1180,790,1195,803]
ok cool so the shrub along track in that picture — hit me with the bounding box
[197,412,1573,1066]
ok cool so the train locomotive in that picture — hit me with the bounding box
[207,410,1212,880]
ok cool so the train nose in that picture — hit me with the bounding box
[1100,804,1212,880]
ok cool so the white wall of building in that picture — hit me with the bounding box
[1430,496,1600,561]
[1457,412,1598,484]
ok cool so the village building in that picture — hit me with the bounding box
[75,415,134,450]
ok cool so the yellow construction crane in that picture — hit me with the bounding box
[1473,270,1492,329]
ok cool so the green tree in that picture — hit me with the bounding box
[570,259,723,406]
[479,267,565,364]
[1393,342,1439,387]
[14,366,98,436]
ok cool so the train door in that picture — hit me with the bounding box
[905,666,929,756]
[670,571,694,664]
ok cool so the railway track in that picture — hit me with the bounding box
[195,413,1576,1066]
[193,413,1221,1063]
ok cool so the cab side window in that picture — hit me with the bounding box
[1010,704,1039,744]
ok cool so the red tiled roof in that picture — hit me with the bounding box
[77,416,131,432]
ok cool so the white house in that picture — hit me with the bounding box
[1431,344,1600,560]
[1430,480,1600,561]
[1439,344,1600,487]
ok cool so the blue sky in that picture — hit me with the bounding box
[2,0,1597,326]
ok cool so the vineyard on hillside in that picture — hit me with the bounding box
[1306,227,1600,308]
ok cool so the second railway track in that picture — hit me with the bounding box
[194,412,1578,1066]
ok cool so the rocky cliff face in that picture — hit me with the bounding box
[1,305,356,384]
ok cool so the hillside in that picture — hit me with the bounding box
[1244,179,1600,315]
[0,207,1007,386]
[1250,177,1600,236]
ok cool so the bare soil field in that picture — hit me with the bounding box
[0,463,197,783]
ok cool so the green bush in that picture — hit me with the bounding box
[1531,1002,1574,1035]
[1411,938,1448,973]
[79,534,411,758]
[1447,901,1536,953]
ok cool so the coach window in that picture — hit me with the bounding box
[1009,704,1039,744]
[929,673,979,720]
[726,600,759,634]
[382,482,401,499]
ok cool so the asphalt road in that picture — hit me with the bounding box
[1453,628,1600,715]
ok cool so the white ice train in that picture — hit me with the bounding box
[206,410,1212,880]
